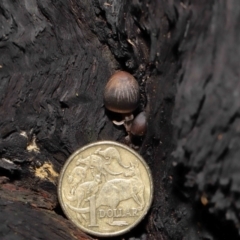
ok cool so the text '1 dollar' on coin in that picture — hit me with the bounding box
[58,141,153,237]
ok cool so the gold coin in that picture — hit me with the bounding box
[58,141,153,237]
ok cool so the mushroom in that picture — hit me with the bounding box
[104,71,140,131]
[130,111,147,136]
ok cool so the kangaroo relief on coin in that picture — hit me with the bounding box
[58,141,153,237]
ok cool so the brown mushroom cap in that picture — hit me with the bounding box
[130,112,147,136]
[104,71,140,114]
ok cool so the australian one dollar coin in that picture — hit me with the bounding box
[58,141,153,237]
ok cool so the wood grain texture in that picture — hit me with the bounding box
[173,0,240,239]
[0,0,240,239]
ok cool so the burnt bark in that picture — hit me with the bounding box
[173,0,240,239]
[0,0,239,239]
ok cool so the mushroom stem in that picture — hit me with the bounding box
[123,113,134,132]
[112,113,134,133]
[112,120,125,125]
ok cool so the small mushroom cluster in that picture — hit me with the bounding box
[103,71,147,140]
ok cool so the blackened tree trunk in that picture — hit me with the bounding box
[0,0,239,239]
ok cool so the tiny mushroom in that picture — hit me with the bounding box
[104,71,140,131]
[130,111,147,136]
